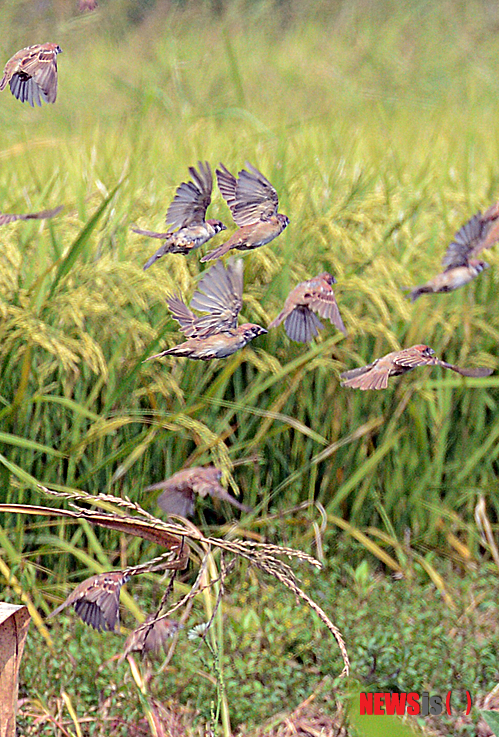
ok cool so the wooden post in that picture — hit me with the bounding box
[0,604,31,737]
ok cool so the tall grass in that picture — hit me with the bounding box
[1,0,499,589]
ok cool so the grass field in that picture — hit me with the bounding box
[2,0,499,734]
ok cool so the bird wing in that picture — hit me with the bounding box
[157,489,194,517]
[165,161,212,230]
[122,614,179,657]
[392,347,433,369]
[49,572,127,632]
[189,257,244,333]
[475,201,499,254]
[166,294,199,337]
[216,164,238,212]
[218,163,279,226]
[192,477,251,512]
[442,210,493,269]
[307,292,347,335]
[17,45,59,103]
[0,205,63,226]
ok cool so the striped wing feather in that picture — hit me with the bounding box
[166,161,212,230]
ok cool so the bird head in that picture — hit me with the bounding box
[319,272,337,285]
[207,219,227,234]
[414,345,435,358]
[469,259,490,273]
[239,324,268,341]
[204,466,223,483]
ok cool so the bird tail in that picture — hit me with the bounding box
[435,360,493,378]
[340,362,389,390]
[284,307,323,343]
[142,240,175,270]
[144,349,172,361]
[200,242,231,262]
[267,310,286,330]
[407,285,430,302]
[340,370,389,390]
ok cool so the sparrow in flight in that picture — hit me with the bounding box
[1,44,62,107]
[145,466,251,517]
[121,613,180,658]
[48,571,130,632]
[146,257,267,361]
[408,201,499,300]
[340,344,493,390]
[268,272,346,342]
[0,205,63,227]
[200,163,289,262]
[132,161,226,269]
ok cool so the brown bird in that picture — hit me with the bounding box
[340,344,493,390]
[48,571,130,632]
[268,272,346,342]
[0,205,63,227]
[200,163,289,262]
[408,202,499,300]
[146,257,267,361]
[145,466,251,517]
[132,162,226,269]
[1,44,62,107]
[121,613,180,659]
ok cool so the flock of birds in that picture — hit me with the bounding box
[1,41,495,388]
[1,34,496,635]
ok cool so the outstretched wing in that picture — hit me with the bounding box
[48,571,128,632]
[442,202,499,270]
[166,294,199,337]
[189,257,244,333]
[7,44,60,105]
[392,346,434,369]
[217,163,279,226]
[166,161,212,230]
[308,292,347,335]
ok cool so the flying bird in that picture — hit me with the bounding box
[145,466,251,517]
[268,272,346,342]
[200,163,289,262]
[121,613,180,659]
[408,202,499,300]
[340,344,493,390]
[0,205,63,227]
[146,258,267,361]
[48,571,130,632]
[131,161,226,269]
[1,43,62,107]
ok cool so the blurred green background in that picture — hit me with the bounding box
[2,0,499,733]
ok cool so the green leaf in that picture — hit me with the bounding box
[47,180,124,300]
